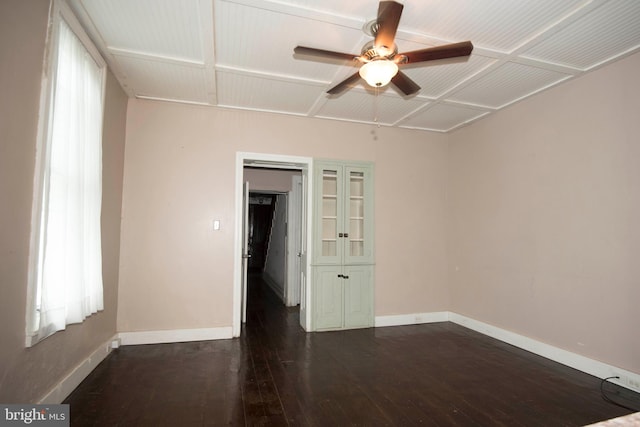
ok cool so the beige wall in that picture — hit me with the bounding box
[0,0,128,402]
[117,101,450,331]
[448,52,640,373]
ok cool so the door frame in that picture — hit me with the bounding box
[286,174,303,307]
[233,152,313,337]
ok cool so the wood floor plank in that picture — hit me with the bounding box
[64,275,639,426]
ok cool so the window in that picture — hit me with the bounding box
[26,0,106,346]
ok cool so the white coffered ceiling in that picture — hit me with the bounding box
[69,0,640,132]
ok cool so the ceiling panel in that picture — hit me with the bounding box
[400,104,489,132]
[216,71,322,114]
[215,0,365,81]
[316,90,426,125]
[247,0,373,18]
[521,0,640,70]
[401,55,497,98]
[116,55,212,103]
[450,62,571,108]
[396,0,585,52]
[80,0,205,61]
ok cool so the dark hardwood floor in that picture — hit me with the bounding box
[65,275,639,426]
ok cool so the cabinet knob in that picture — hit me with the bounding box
[337,274,343,278]
[343,275,349,279]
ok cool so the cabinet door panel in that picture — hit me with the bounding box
[343,265,373,329]
[344,166,373,264]
[314,163,343,264]
[313,266,344,330]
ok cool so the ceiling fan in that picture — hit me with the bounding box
[294,1,473,96]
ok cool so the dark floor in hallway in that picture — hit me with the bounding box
[64,274,639,426]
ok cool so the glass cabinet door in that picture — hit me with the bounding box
[316,165,343,263]
[321,169,338,257]
[314,161,372,265]
[348,170,364,257]
[345,166,372,264]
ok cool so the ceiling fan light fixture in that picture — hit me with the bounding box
[359,59,398,88]
[295,1,473,96]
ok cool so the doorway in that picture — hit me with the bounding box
[247,192,277,274]
[245,190,290,306]
[233,153,313,337]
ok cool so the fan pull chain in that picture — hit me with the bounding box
[374,86,381,128]
[370,87,380,141]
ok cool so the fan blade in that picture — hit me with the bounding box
[327,72,361,95]
[375,1,404,50]
[391,71,420,96]
[294,46,358,62]
[400,41,473,64]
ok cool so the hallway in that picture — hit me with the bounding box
[64,274,637,426]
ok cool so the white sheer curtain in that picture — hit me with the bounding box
[32,18,104,342]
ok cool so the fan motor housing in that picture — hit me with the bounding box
[360,41,397,61]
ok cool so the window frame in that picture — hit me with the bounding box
[25,0,107,347]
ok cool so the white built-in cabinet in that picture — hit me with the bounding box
[312,160,374,331]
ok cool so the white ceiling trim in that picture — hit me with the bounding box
[487,74,574,111]
[219,0,368,29]
[109,47,205,66]
[216,64,329,86]
[395,98,494,126]
[510,57,583,75]
[583,44,640,72]
[135,95,213,106]
[197,0,217,104]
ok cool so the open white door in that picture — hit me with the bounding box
[299,170,309,330]
[286,175,303,306]
[241,181,250,323]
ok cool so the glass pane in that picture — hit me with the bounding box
[323,198,337,217]
[349,219,363,240]
[348,171,365,257]
[322,218,337,239]
[349,171,364,197]
[323,241,337,256]
[350,241,364,257]
[350,198,363,218]
[322,170,337,196]
[321,169,338,257]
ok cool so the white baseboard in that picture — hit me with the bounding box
[38,334,117,404]
[375,311,449,327]
[37,327,233,403]
[448,312,640,394]
[375,310,639,393]
[118,326,233,346]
